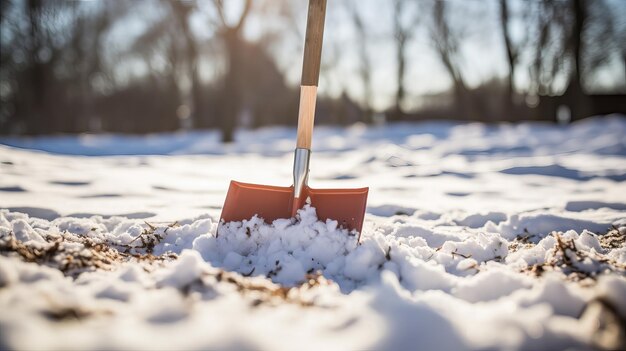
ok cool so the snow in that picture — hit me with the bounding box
[1,115,626,350]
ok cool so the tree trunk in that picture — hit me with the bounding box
[395,35,406,120]
[431,0,472,120]
[564,0,588,121]
[220,29,244,143]
[26,0,45,135]
[171,1,203,129]
[499,0,516,119]
[572,0,584,92]
[391,0,407,121]
[351,4,373,124]
[181,19,203,129]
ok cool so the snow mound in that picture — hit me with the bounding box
[2,117,626,350]
[2,205,626,350]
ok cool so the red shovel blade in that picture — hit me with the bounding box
[220,180,368,235]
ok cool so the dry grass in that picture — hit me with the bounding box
[0,223,333,309]
[520,232,626,283]
[599,226,626,249]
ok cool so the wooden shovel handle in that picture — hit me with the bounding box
[301,0,326,86]
[297,0,326,149]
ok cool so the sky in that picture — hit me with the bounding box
[102,0,626,112]
[242,0,625,110]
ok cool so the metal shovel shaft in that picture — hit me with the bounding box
[292,148,310,216]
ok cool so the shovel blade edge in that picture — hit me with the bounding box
[220,180,368,234]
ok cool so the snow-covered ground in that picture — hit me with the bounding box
[1,115,625,350]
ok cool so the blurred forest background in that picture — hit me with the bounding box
[1,0,625,142]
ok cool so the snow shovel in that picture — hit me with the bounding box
[220,0,368,236]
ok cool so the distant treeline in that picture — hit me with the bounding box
[1,0,625,141]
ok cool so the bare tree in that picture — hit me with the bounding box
[0,1,121,134]
[528,1,563,97]
[527,0,622,96]
[170,1,203,129]
[566,0,623,94]
[426,0,469,118]
[211,0,253,142]
[390,0,419,120]
[346,0,373,123]
[124,2,186,131]
[24,0,51,134]
[71,3,117,132]
[566,0,586,96]
[499,0,523,115]
[524,0,623,119]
